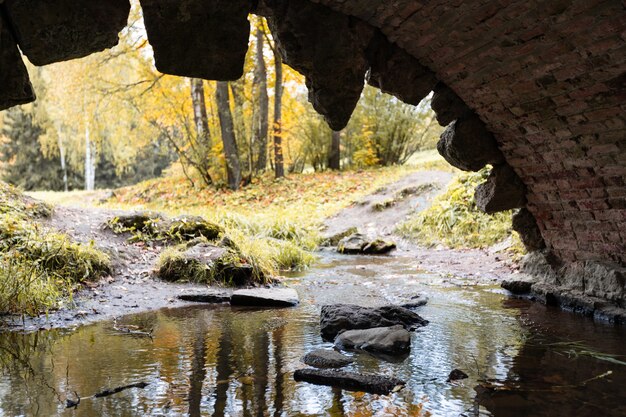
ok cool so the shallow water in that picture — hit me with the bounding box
[0,253,625,416]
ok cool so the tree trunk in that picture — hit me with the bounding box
[216,81,242,190]
[84,123,94,191]
[57,134,68,192]
[328,130,341,170]
[254,23,269,172]
[189,78,213,185]
[273,53,284,179]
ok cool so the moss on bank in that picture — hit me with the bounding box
[397,168,525,256]
[0,184,111,316]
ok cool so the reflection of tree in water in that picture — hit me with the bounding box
[476,302,626,417]
[0,330,67,416]
[188,315,209,417]
[209,309,293,417]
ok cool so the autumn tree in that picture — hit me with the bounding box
[216,81,242,190]
[252,19,269,172]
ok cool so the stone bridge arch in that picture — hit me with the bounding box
[1,0,624,318]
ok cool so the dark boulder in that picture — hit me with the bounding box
[475,164,527,214]
[302,349,354,369]
[447,369,469,382]
[320,304,428,341]
[512,208,546,251]
[337,233,396,255]
[265,0,373,130]
[0,14,35,111]
[334,325,411,356]
[5,0,130,65]
[501,279,533,294]
[293,368,405,395]
[365,31,436,105]
[362,239,396,254]
[337,233,368,254]
[436,114,505,172]
[322,227,359,247]
[430,82,471,126]
[140,0,250,80]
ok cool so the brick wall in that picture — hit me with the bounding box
[315,0,626,266]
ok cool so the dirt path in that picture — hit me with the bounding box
[5,169,516,331]
[323,170,517,281]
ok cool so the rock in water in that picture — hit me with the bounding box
[302,349,354,369]
[447,369,469,382]
[334,325,411,355]
[337,233,368,254]
[401,294,429,309]
[337,233,396,255]
[320,304,428,341]
[294,369,405,395]
[231,288,299,307]
[177,293,231,303]
[501,279,533,295]
[362,239,396,254]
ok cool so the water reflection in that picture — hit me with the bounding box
[0,255,624,416]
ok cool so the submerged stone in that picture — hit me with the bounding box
[334,325,411,356]
[230,288,299,307]
[302,349,354,369]
[294,368,405,395]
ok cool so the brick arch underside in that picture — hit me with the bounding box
[315,0,626,266]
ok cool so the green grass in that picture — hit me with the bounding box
[397,167,525,255]
[0,185,111,316]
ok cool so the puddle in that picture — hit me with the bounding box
[0,254,624,416]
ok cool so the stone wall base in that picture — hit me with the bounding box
[502,252,626,324]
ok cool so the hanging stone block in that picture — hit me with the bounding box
[0,13,35,110]
[430,82,471,126]
[437,114,505,172]
[4,0,130,66]
[266,0,373,130]
[475,164,527,214]
[366,31,437,105]
[140,0,250,80]
[512,208,546,251]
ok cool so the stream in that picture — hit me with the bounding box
[0,253,624,416]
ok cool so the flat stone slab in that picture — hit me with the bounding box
[320,304,428,341]
[230,288,299,307]
[334,325,411,356]
[302,349,354,369]
[294,368,405,395]
[177,293,231,303]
